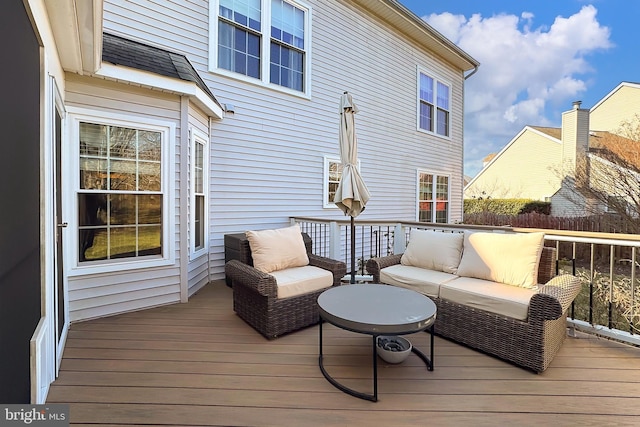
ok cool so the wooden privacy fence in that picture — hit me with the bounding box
[463,212,636,262]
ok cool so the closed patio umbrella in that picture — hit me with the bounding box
[334,92,371,284]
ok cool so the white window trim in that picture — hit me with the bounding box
[416,169,451,223]
[190,127,209,259]
[323,155,362,209]
[208,0,312,99]
[64,107,176,276]
[416,66,452,140]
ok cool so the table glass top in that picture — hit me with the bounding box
[317,284,437,334]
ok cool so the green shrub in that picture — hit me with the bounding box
[463,198,550,215]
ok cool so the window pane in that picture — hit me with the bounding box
[79,123,107,156]
[419,202,432,222]
[437,82,449,109]
[138,161,161,191]
[139,225,162,256]
[80,228,107,261]
[195,195,204,250]
[109,158,137,191]
[109,126,137,159]
[138,131,161,161]
[138,195,162,225]
[78,120,163,263]
[419,174,433,200]
[195,143,204,193]
[221,0,261,30]
[437,109,449,136]
[419,73,433,103]
[420,102,433,131]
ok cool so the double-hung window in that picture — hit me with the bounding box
[69,111,174,272]
[324,156,343,208]
[212,0,310,94]
[418,171,449,223]
[191,129,208,256]
[418,68,451,137]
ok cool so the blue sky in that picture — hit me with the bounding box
[398,0,640,177]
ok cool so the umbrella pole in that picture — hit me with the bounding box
[350,216,356,284]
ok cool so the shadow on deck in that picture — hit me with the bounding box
[47,280,640,426]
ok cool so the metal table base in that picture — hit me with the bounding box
[318,319,434,402]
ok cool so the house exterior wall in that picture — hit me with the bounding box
[464,128,562,201]
[102,0,469,281]
[64,75,184,321]
[590,83,640,132]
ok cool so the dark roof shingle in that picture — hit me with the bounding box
[102,33,219,105]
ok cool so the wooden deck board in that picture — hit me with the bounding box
[48,281,640,426]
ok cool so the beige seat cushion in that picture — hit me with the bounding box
[440,276,536,320]
[380,264,458,298]
[246,224,309,273]
[270,266,333,299]
[401,229,463,274]
[456,231,545,289]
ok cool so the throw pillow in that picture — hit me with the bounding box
[456,231,545,288]
[400,229,464,274]
[246,224,309,273]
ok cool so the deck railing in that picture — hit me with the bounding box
[291,216,640,347]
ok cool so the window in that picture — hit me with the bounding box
[418,69,451,137]
[68,112,174,272]
[191,129,208,256]
[418,172,449,223]
[211,0,309,94]
[218,0,262,78]
[324,157,343,208]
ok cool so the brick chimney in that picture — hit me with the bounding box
[561,100,590,178]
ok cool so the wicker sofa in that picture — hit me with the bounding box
[366,230,582,372]
[225,225,347,339]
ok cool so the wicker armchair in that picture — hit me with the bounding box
[225,232,347,339]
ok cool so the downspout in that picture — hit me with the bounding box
[464,64,479,80]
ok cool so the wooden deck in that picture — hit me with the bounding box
[47,281,640,426]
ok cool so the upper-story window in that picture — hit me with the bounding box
[418,171,449,223]
[212,0,310,94]
[418,68,451,137]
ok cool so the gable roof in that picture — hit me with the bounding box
[99,33,223,118]
[590,82,640,113]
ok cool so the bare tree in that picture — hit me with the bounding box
[571,115,640,233]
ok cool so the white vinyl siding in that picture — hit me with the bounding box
[64,75,180,321]
[103,0,467,282]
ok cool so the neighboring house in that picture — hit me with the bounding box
[464,82,640,216]
[4,0,478,403]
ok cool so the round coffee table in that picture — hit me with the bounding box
[317,284,437,402]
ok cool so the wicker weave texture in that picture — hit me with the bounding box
[225,233,347,339]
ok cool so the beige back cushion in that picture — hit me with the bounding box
[456,231,545,288]
[246,224,309,273]
[400,229,464,274]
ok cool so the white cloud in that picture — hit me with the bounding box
[423,5,612,177]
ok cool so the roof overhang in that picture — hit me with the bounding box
[44,0,103,74]
[95,63,224,119]
[349,0,479,74]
